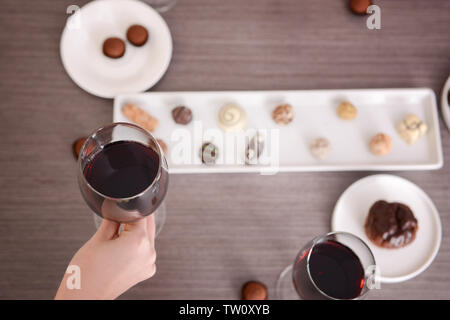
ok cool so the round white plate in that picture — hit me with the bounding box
[60,0,173,98]
[331,174,441,283]
[441,76,450,131]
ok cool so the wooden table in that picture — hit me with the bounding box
[0,0,449,299]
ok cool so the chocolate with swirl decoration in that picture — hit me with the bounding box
[218,104,247,132]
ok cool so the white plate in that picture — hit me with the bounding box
[441,76,450,131]
[113,89,443,173]
[60,0,172,98]
[331,174,442,283]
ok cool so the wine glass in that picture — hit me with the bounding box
[77,122,168,236]
[276,232,378,300]
[143,0,177,13]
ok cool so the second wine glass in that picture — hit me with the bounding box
[276,232,377,300]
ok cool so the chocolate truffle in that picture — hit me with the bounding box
[157,139,168,156]
[310,137,332,160]
[242,281,268,300]
[396,114,428,145]
[200,142,219,165]
[370,133,392,156]
[126,25,149,47]
[349,0,372,15]
[245,133,265,165]
[103,37,126,58]
[172,106,193,125]
[272,104,294,125]
[337,101,358,120]
[365,200,418,249]
[218,104,247,132]
[73,137,87,159]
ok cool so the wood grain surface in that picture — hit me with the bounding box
[0,0,449,299]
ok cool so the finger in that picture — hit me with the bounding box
[147,264,157,279]
[122,217,147,236]
[95,219,120,241]
[146,214,156,246]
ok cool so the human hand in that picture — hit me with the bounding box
[55,215,156,300]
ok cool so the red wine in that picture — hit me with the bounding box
[84,140,159,198]
[293,240,365,300]
[81,140,168,221]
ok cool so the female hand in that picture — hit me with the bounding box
[55,215,156,300]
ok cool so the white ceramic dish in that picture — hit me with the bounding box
[441,76,450,131]
[113,88,443,174]
[60,0,172,98]
[331,174,442,283]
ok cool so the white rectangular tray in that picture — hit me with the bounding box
[113,89,443,174]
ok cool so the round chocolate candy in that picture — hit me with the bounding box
[310,137,332,160]
[349,0,372,15]
[172,106,193,125]
[272,104,294,125]
[337,101,357,120]
[370,133,393,156]
[73,137,87,159]
[242,281,267,300]
[126,25,149,46]
[200,142,219,165]
[103,37,126,58]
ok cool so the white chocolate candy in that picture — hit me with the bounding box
[310,137,332,160]
[218,104,247,132]
[396,114,428,145]
[370,133,393,156]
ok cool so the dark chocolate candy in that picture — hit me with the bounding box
[73,137,87,159]
[126,25,149,47]
[365,200,418,248]
[349,0,372,15]
[172,106,193,125]
[103,37,126,58]
[242,281,267,300]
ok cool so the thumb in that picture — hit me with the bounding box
[95,219,120,241]
[122,217,147,236]
[146,214,156,246]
